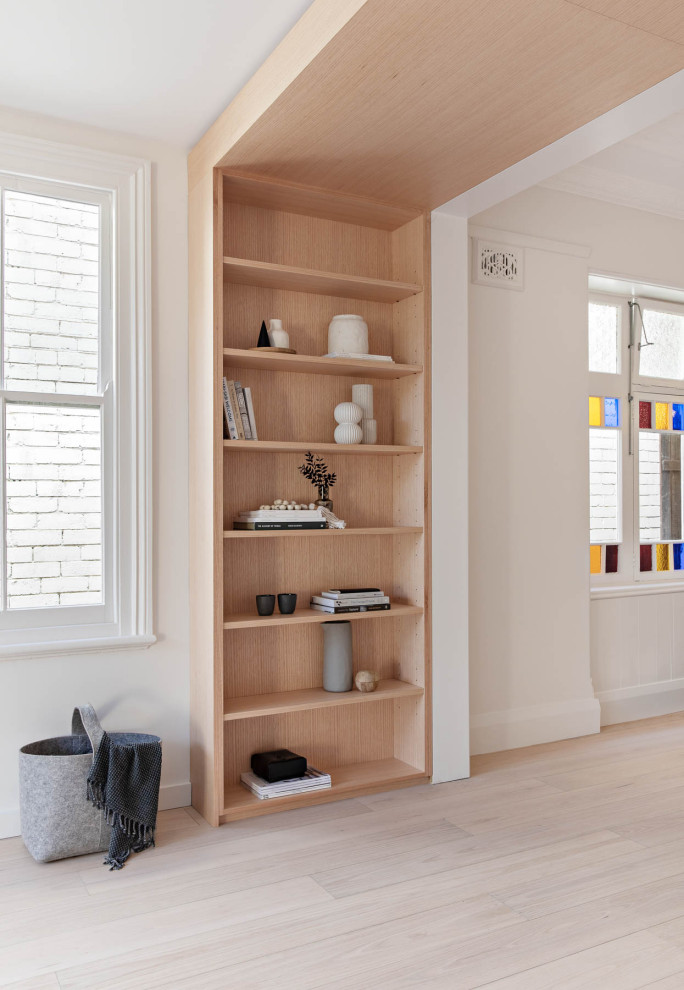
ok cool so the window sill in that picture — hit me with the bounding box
[591,582,684,600]
[0,634,156,662]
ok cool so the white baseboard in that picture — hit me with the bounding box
[0,808,20,840]
[470,697,601,756]
[0,780,191,840]
[158,781,191,811]
[597,678,684,726]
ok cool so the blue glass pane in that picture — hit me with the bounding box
[674,404,684,431]
[675,545,684,571]
[604,397,620,428]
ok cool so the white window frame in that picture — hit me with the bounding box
[588,292,629,589]
[632,297,684,392]
[0,132,153,658]
[590,275,684,599]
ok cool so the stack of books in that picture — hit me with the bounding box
[240,767,332,800]
[222,377,258,440]
[310,588,391,614]
[233,508,326,531]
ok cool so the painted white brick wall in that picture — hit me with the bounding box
[589,428,620,543]
[3,191,99,396]
[3,192,102,609]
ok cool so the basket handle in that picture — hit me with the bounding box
[71,704,105,758]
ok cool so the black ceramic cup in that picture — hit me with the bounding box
[256,594,276,616]
[278,593,297,615]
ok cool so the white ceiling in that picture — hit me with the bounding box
[542,110,684,221]
[0,0,313,148]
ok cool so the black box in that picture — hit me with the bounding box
[251,749,307,783]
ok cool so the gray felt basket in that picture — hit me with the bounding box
[19,704,111,863]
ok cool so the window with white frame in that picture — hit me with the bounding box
[0,134,152,657]
[589,277,684,587]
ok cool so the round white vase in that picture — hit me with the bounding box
[334,401,362,425]
[334,422,363,444]
[328,315,368,355]
[269,318,290,349]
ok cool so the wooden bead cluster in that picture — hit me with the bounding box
[258,499,317,510]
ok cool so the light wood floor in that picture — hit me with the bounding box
[6,715,684,988]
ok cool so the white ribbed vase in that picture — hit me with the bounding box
[352,383,374,419]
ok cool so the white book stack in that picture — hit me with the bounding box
[233,508,327,531]
[310,588,391,614]
[240,767,332,800]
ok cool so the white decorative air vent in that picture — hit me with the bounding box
[472,238,524,290]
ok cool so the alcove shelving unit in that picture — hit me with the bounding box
[190,169,431,824]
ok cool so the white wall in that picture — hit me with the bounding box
[0,106,189,837]
[469,186,684,748]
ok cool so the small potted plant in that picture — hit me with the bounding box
[299,452,337,511]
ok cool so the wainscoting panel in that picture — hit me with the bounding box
[591,591,684,724]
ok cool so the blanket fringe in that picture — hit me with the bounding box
[88,779,156,870]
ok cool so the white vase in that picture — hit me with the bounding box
[352,383,374,419]
[269,319,290,349]
[333,401,363,444]
[361,418,377,444]
[328,315,368,355]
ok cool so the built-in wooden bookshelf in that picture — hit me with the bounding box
[189,170,431,825]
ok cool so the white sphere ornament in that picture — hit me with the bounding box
[334,402,362,425]
[335,422,363,444]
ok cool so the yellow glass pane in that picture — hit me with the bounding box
[655,403,669,430]
[590,545,601,574]
[656,543,671,571]
[589,396,602,427]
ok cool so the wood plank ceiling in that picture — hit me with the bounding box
[191,0,684,211]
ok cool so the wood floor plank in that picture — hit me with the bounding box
[419,931,684,990]
[0,877,331,986]
[3,976,60,990]
[53,878,522,990]
[497,837,684,920]
[312,829,640,900]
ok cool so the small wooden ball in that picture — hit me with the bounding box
[355,670,380,693]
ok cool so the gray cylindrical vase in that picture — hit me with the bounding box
[322,620,353,692]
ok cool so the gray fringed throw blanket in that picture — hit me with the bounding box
[87,731,162,870]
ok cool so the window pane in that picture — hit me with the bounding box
[639,308,684,381]
[589,302,619,374]
[3,191,99,394]
[5,403,102,609]
[590,428,620,543]
[639,431,683,542]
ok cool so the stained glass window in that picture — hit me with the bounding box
[605,545,619,573]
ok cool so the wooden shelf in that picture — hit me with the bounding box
[223,347,422,379]
[224,679,423,721]
[223,257,422,303]
[224,439,422,455]
[223,527,423,539]
[223,602,423,630]
[220,758,427,822]
[221,173,421,231]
